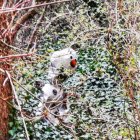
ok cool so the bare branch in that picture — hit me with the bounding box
[0,0,71,14]
[6,71,30,140]
[0,53,34,62]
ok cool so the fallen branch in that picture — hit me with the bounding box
[0,9,37,42]
[0,53,34,62]
[0,39,27,52]
[11,9,37,37]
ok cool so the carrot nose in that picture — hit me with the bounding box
[70,59,77,68]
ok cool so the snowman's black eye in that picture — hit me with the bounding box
[70,56,73,59]
[54,111,59,115]
[52,89,57,95]
[50,103,56,108]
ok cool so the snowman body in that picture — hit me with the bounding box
[41,84,62,101]
[36,84,69,125]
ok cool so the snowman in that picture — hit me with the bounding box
[36,47,78,125]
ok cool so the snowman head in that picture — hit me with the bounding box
[50,48,78,69]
